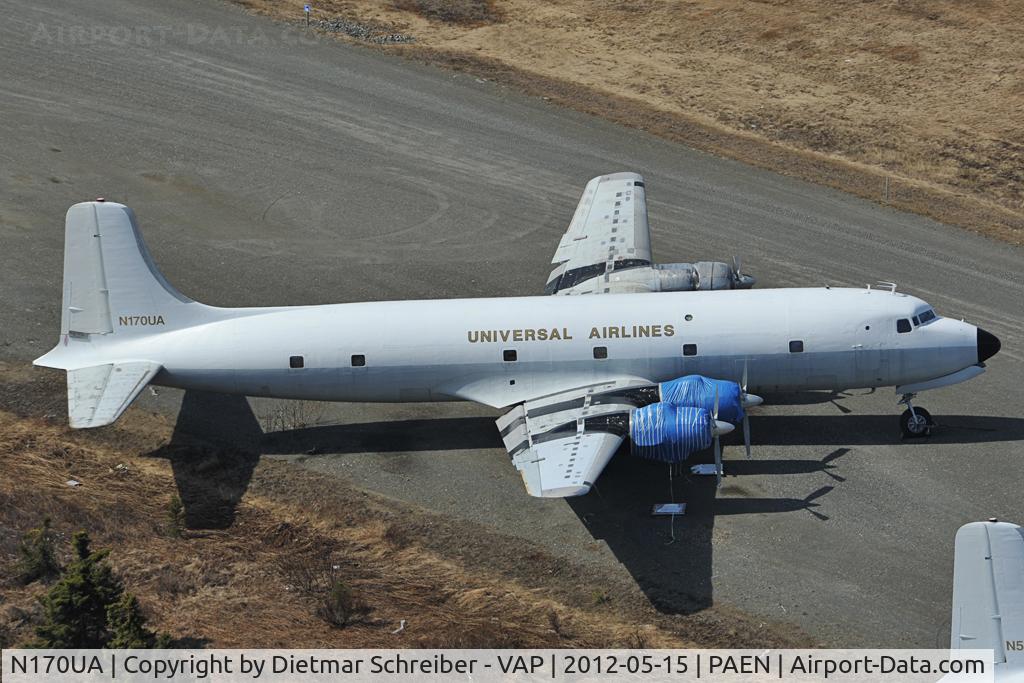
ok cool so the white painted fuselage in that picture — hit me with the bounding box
[70,286,978,407]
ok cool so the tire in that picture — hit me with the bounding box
[900,408,933,439]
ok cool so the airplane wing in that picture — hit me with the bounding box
[544,172,651,295]
[495,379,654,497]
[951,520,1024,672]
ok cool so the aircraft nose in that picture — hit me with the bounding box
[977,327,1001,364]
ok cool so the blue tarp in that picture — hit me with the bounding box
[659,374,745,422]
[630,403,712,462]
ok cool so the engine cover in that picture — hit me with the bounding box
[659,375,745,422]
[694,261,734,290]
[629,403,712,463]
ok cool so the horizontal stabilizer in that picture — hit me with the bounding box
[951,520,1024,667]
[66,361,161,428]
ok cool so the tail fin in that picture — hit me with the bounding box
[59,201,197,338]
[34,201,212,427]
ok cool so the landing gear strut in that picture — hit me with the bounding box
[898,393,934,439]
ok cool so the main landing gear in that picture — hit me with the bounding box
[898,392,934,439]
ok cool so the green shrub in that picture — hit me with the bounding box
[107,593,169,648]
[318,580,368,628]
[34,532,124,647]
[16,518,61,584]
[166,495,185,538]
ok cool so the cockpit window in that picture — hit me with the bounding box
[897,319,912,333]
[918,309,937,324]
[912,315,920,326]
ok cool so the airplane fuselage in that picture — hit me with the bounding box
[90,287,979,406]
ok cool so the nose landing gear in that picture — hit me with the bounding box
[898,393,934,438]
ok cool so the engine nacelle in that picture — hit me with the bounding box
[629,403,712,450]
[694,261,735,290]
[548,259,755,295]
[659,375,745,422]
[654,263,697,291]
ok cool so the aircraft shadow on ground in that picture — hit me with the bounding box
[145,391,262,530]
[567,446,836,615]
[261,417,500,455]
[260,413,1024,456]
[749,414,1024,446]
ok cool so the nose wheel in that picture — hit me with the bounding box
[898,393,934,438]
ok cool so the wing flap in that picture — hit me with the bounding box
[66,361,161,428]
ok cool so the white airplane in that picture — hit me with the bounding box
[951,520,1024,681]
[34,172,1000,497]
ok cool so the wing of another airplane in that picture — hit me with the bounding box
[544,172,652,295]
[951,520,1024,673]
[495,379,654,497]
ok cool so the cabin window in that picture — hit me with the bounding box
[351,354,366,367]
[289,355,304,369]
[503,349,518,362]
[682,343,697,356]
[789,340,804,353]
[897,319,912,333]
[593,346,608,359]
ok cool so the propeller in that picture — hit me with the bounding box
[710,385,735,487]
[713,386,722,487]
[731,255,756,289]
[738,360,763,459]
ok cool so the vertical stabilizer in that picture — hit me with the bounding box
[35,201,212,372]
[59,201,195,338]
[34,201,213,427]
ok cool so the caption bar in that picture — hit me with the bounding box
[2,649,994,682]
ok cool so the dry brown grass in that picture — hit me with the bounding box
[0,368,812,648]
[392,0,502,26]
[236,0,1024,245]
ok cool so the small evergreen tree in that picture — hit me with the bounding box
[34,532,124,647]
[166,495,185,538]
[16,518,60,584]
[107,593,164,648]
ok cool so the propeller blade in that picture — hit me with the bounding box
[742,359,748,393]
[714,435,722,488]
[713,384,720,421]
[743,414,751,459]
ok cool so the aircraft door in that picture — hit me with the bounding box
[854,319,889,387]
